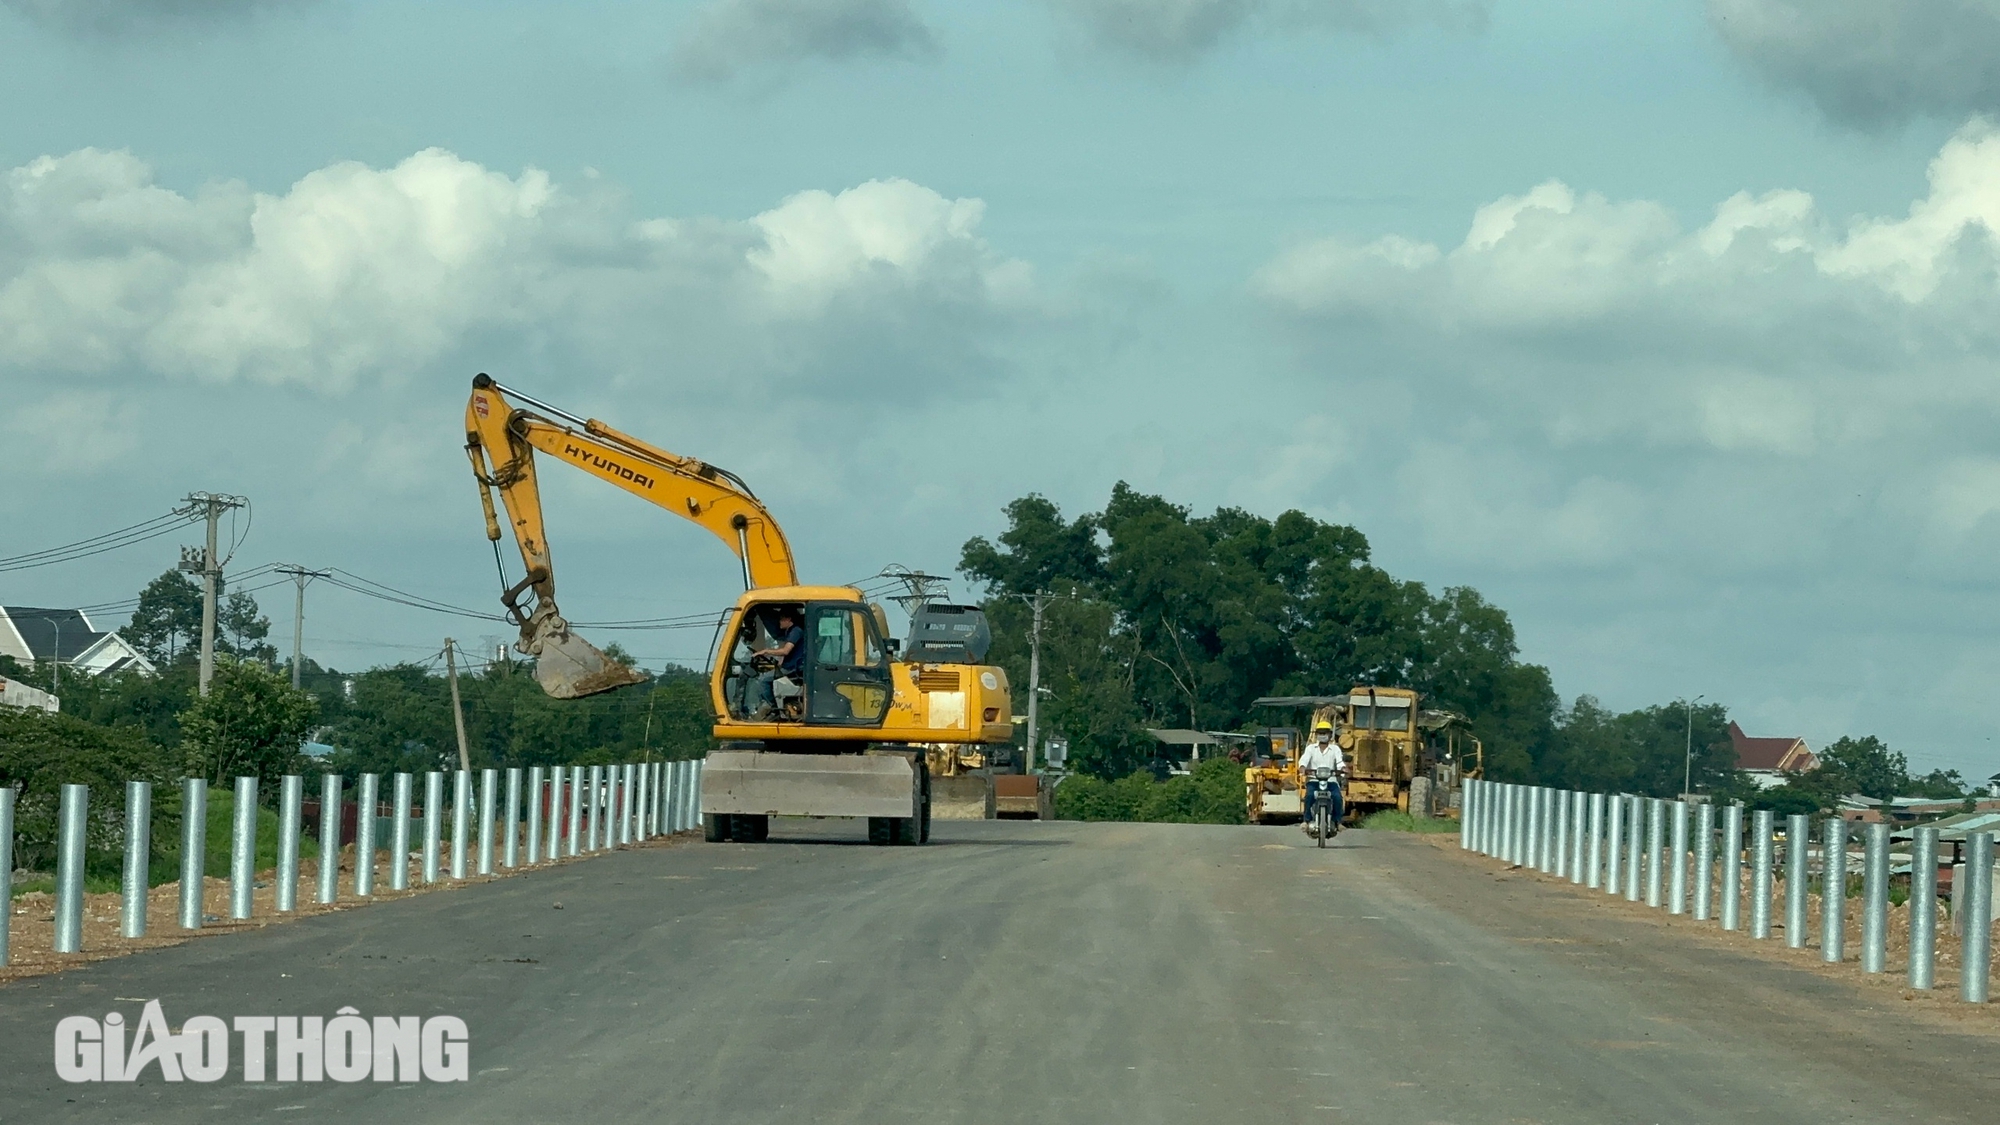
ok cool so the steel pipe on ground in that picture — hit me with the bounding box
[1605,794,1625,897]
[449,770,470,880]
[390,772,413,892]
[54,784,88,953]
[1587,792,1605,890]
[1961,831,1993,1004]
[422,772,444,884]
[318,774,341,905]
[180,778,207,930]
[356,773,380,897]
[504,768,522,869]
[121,780,151,938]
[1861,822,1890,973]
[1720,804,1743,931]
[1668,801,1689,915]
[1749,809,1773,939]
[276,775,302,913]
[0,788,13,965]
[1645,798,1666,908]
[1910,826,1939,990]
[1822,816,1847,963]
[567,766,583,856]
[229,777,257,920]
[1625,796,1645,902]
[478,769,497,876]
[1693,802,1714,922]
[526,767,545,866]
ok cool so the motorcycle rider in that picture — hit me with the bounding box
[1297,719,1345,837]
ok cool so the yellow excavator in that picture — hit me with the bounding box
[462,374,1013,845]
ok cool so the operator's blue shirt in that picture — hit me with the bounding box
[778,624,806,675]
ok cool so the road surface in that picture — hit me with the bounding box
[2,818,1995,1123]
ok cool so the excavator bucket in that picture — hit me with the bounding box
[524,615,647,699]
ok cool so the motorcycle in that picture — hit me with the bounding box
[1305,765,1342,848]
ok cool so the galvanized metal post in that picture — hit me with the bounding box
[1461,778,1475,851]
[1910,826,1939,989]
[1720,804,1744,931]
[478,768,498,876]
[1693,802,1714,922]
[0,787,12,965]
[1587,792,1605,889]
[229,776,257,920]
[179,778,207,929]
[390,772,413,891]
[587,765,604,852]
[526,767,545,866]
[1542,788,1557,871]
[1520,786,1535,867]
[636,762,650,842]
[1512,785,1527,865]
[1495,785,1511,862]
[1750,809,1774,939]
[618,764,632,846]
[1551,789,1569,878]
[1822,816,1847,963]
[1605,793,1625,896]
[54,784,87,953]
[423,771,445,883]
[355,773,379,897]
[545,767,565,861]
[503,767,521,869]
[1645,798,1666,907]
[1668,801,1689,915]
[450,769,470,880]
[567,766,584,856]
[0,787,13,966]
[276,775,302,913]
[1625,796,1645,901]
[692,759,704,828]
[317,774,341,905]
[1861,821,1890,973]
[121,780,151,938]
[1960,831,1993,1003]
[1784,813,1809,947]
[1569,791,1587,882]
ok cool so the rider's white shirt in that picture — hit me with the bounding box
[1298,740,1344,774]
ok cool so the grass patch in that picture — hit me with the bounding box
[1359,809,1461,834]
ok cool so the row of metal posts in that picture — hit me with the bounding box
[1459,778,1995,1003]
[4,758,705,963]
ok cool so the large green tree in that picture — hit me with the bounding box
[179,659,321,783]
[961,484,1560,780]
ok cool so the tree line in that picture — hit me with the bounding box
[960,485,1984,812]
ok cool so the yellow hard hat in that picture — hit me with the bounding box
[1314,721,1334,733]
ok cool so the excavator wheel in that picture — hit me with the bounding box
[867,817,894,845]
[891,816,921,846]
[729,814,770,842]
[703,814,731,843]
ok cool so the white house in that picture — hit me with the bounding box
[0,606,157,677]
[0,673,59,712]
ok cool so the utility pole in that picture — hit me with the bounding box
[445,639,473,775]
[1684,694,1705,796]
[274,565,329,688]
[179,492,246,697]
[878,565,950,618]
[1014,590,1062,773]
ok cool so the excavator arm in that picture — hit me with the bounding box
[463,373,799,697]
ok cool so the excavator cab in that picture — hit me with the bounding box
[718,591,893,727]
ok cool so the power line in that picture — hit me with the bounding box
[0,507,201,573]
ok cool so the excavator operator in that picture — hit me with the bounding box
[746,606,806,720]
[1297,719,1345,836]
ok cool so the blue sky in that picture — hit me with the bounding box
[4,0,2000,783]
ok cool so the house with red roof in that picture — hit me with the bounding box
[1728,722,1817,789]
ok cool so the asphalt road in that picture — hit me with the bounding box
[2,818,1996,1123]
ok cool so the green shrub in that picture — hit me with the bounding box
[1054,758,1247,824]
[1359,809,1461,834]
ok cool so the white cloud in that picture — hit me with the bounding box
[667,0,940,85]
[1051,0,1487,64]
[1256,119,2000,576]
[0,147,1029,393]
[1709,0,2000,128]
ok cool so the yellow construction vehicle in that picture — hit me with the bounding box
[1253,688,1479,823]
[1244,726,1304,825]
[462,374,1013,845]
